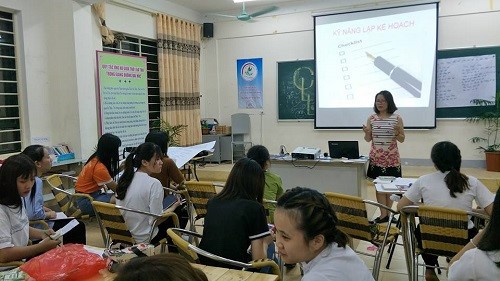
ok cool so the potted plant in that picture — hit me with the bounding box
[201,120,210,135]
[467,91,500,171]
[150,118,187,147]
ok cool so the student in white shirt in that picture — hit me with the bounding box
[448,187,500,281]
[115,142,179,244]
[274,187,374,281]
[397,141,494,281]
[0,154,60,263]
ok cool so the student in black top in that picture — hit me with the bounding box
[199,158,272,268]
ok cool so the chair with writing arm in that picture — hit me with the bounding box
[324,192,399,281]
[166,228,281,279]
[91,201,179,252]
[45,174,91,219]
[182,181,217,235]
[400,205,490,281]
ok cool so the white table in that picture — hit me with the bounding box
[270,156,368,197]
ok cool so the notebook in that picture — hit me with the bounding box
[328,141,360,159]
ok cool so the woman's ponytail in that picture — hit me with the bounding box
[116,151,136,200]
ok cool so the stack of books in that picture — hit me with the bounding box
[50,144,75,162]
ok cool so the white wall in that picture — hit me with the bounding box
[200,0,500,165]
[0,0,101,159]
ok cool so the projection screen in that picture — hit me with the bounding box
[314,2,438,129]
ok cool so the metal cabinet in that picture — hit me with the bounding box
[202,134,232,163]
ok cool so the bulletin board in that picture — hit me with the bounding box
[96,51,149,148]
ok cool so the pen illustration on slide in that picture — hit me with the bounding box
[277,60,316,120]
[366,51,422,98]
[315,6,436,110]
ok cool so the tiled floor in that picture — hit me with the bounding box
[84,162,460,281]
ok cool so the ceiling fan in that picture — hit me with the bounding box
[212,2,278,21]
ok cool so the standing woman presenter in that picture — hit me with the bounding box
[363,90,405,223]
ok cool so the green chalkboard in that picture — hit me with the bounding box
[436,46,500,118]
[277,60,316,120]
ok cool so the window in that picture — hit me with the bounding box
[0,11,20,155]
[103,35,160,129]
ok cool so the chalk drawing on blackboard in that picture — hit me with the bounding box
[436,54,496,108]
[277,60,316,120]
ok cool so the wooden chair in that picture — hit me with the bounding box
[182,181,217,233]
[400,205,490,281]
[91,201,179,252]
[324,192,399,280]
[167,228,281,279]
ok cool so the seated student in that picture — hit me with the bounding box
[145,131,185,188]
[397,141,494,281]
[0,155,61,263]
[21,145,86,244]
[247,145,283,223]
[448,187,500,281]
[274,187,374,281]
[199,158,272,268]
[114,253,208,281]
[115,142,180,244]
[75,133,122,215]
[145,131,188,229]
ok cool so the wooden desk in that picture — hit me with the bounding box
[270,157,368,198]
[192,264,279,281]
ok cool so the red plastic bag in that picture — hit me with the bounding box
[20,244,107,281]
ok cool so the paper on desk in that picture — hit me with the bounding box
[48,212,70,220]
[51,219,79,239]
[373,178,393,184]
[393,178,417,186]
[168,141,216,168]
[380,184,399,191]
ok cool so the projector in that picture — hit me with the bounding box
[291,147,321,160]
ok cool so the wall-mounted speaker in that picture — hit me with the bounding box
[203,23,214,38]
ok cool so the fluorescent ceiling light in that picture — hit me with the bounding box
[233,0,259,3]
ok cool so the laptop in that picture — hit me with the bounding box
[328,141,360,159]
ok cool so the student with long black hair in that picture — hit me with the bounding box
[0,155,60,263]
[115,142,179,244]
[199,158,272,268]
[398,141,494,281]
[75,133,121,215]
[145,131,188,229]
[22,145,86,244]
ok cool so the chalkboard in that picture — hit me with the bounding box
[277,60,316,120]
[436,46,500,118]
